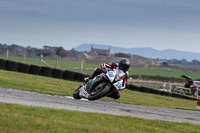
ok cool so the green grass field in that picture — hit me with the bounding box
[1,55,200,80]
[0,70,198,110]
[0,55,99,71]
[0,70,200,132]
[1,103,200,133]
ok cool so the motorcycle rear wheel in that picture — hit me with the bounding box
[88,85,110,100]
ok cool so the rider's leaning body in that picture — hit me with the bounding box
[85,58,130,99]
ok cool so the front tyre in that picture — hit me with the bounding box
[73,87,81,99]
[88,85,110,100]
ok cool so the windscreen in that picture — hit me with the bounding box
[116,69,125,78]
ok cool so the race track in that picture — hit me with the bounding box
[0,88,200,124]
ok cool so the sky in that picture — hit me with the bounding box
[0,0,200,53]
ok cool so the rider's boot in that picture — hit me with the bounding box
[84,76,91,82]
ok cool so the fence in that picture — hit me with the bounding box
[3,50,85,72]
[0,58,197,101]
[0,58,86,82]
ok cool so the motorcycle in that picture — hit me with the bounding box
[73,69,125,100]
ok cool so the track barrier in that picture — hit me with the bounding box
[5,60,19,71]
[0,59,6,69]
[52,69,64,79]
[41,67,53,77]
[18,63,30,73]
[0,58,197,101]
[63,70,77,81]
[29,65,42,75]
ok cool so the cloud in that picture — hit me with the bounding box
[0,0,200,52]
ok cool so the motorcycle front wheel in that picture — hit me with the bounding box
[73,86,82,99]
[88,85,110,100]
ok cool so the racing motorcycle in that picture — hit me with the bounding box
[73,69,125,100]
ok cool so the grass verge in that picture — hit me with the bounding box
[0,103,199,133]
[0,70,198,110]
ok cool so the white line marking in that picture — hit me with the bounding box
[65,96,88,101]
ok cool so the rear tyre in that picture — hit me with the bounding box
[73,87,81,99]
[88,85,110,100]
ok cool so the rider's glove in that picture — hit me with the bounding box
[100,63,106,68]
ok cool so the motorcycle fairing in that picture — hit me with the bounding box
[113,80,123,90]
[106,70,116,82]
[79,86,89,98]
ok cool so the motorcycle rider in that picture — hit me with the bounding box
[84,58,130,99]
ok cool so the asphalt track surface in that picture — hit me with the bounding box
[0,88,200,124]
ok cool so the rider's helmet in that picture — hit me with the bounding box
[119,58,130,72]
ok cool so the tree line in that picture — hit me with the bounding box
[0,43,79,58]
[1,43,200,66]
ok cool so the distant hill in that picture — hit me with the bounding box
[74,44,200,61]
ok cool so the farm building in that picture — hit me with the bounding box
[78,45,155,67]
